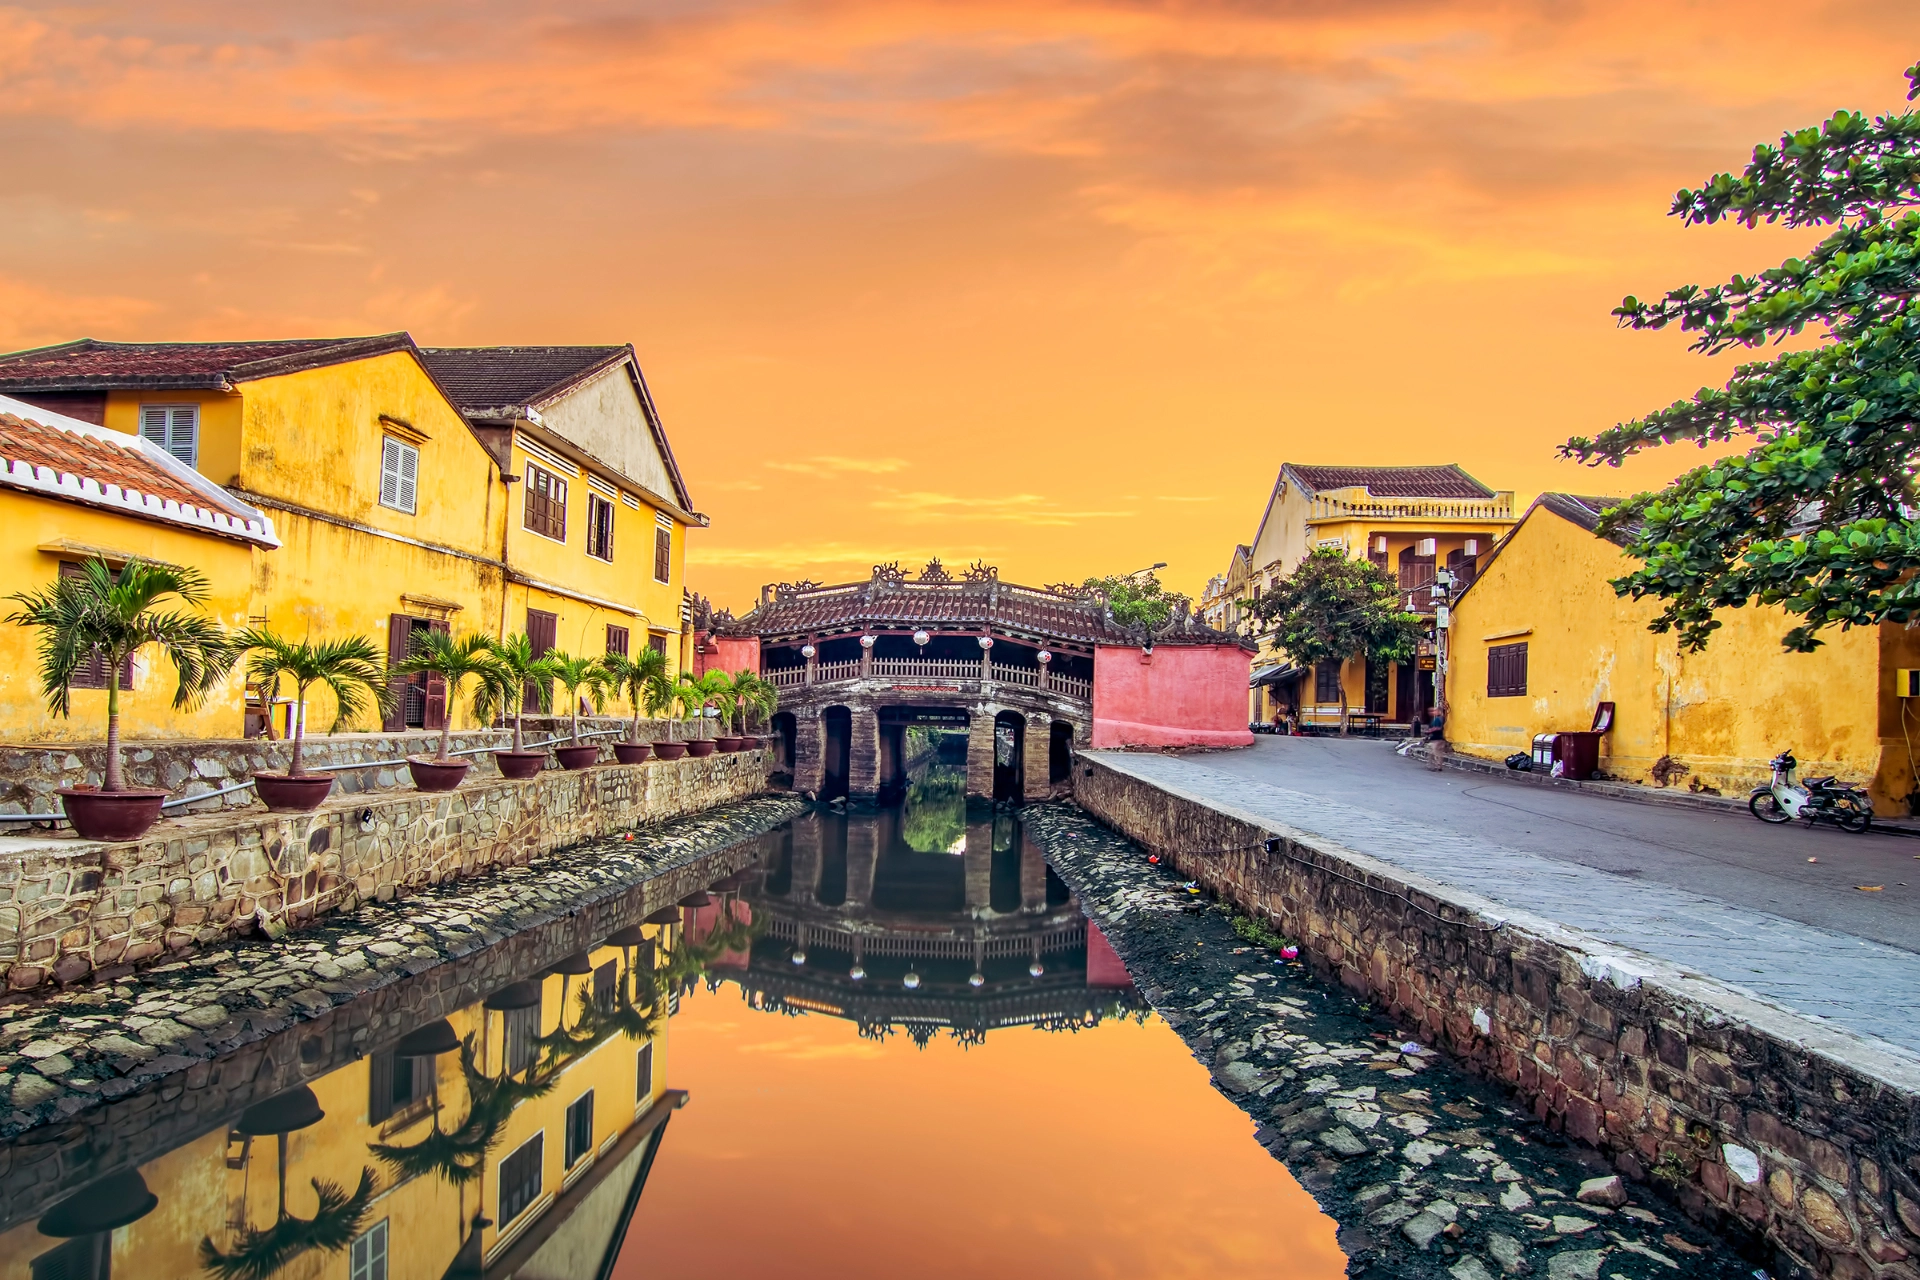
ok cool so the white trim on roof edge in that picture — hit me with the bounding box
[0,395,280,548]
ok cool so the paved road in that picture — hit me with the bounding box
[1090,739,1920,1055]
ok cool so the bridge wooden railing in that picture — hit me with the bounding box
[762,656,1092,702]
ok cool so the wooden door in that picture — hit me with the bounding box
[384,613,411,732]
[423,619,450,731]
[524,609,558,713]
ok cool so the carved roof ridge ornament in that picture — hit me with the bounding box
[963,560,998,583]
[773,578,822,602]
[871,561,906,589]
[918,557,952,584]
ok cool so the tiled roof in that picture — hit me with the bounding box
[1538,492,1640,546]
[416,346,629,413]
[0,336,416,392]
[0,396,279,546]
[1285,463,1496,499]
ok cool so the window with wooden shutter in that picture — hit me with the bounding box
[499,1133,544,1225]
[525,609,558,714]
[523,463,567,541]
[1397,542,1437,590]
[384,614,411,732]
[139,404,199,468]
[504,1002,542,1076]
[565,1091,595,1168]
[1314,662,1343,703]
[379,437,418,514]
[605,624,629,657]
[636,1042,654,1100]
[653,524,672,583]
[648,633,668,659]
[367,1049,433,1124]
[58,562,134,691]
[421,618,450,731]
[1487,642,1528,697]
[586,493,615,561]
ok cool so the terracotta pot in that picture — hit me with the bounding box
[554,745,601,770]
[685,739,718,758]
[613,741,654,764]
[253,773,336,812]
[58,788,167,841]
[409,758,472,792]
[652,741,689,761]
[714,736,749,753]
[495,750,546,780]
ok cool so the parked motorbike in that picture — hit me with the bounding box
[1748,750,1873,833]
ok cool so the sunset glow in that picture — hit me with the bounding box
[5,1,1917,603]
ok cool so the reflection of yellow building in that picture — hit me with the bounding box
[0,338,706,738]
[1233,464,1516,726]
[0,924,680,1280]
[0,395,280,741]
[1445,494,1920,815]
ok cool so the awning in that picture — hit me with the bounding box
[1250,664,1304,688]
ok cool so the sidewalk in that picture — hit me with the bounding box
[1086,744,1920,1057]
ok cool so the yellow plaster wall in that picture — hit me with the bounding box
[1447,506,1906,812]
[0,490,253,742]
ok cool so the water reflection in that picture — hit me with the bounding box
[0,924,683,1280]
[705,763,1145,1048]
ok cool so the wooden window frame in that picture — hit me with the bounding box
[503,1001,542,1076]
[498,1133,544,1226]
[349,1219,389,1280]
[378,437,419,515]
[523,462,568,543]
[58,562,134,691]
[636,1042,654,1101]
[653,524,672,584]
[1314,661,1343,704]
[585,492,615,562]
[1487,641,1528,698]
[647,633,668,659]
[564,1090,596,1169]
[139,403,199,468]
[605,624,630,657]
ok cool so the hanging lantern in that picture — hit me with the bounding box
[801,644,816,659]
[977,636,993,650]
[912,629,930,647]
[902,969,922,989]
[790,948,807,966]
[859,634,876,649]
[1028,960,1045,978]
[849,963,866,980]
[969,971,986,989]
[1037,650,1051,664]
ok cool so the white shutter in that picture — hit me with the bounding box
[397,440,417,512]
[380,438,401,508]
[141,406,169,449]
[140,405,198,466]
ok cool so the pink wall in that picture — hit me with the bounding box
[1084,920,1134,989]
[1090,643,1254,749]
[695,634,761,678]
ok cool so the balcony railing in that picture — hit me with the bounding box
[765,656,1091,702]
[1308,493,1513,524]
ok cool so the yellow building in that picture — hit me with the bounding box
[0,395,280,742]
[1235,464,1515,727]
[0,337,705,739]
[1445,494,1920,815]
[0,927,680,1280]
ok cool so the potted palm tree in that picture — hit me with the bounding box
[544,651,613,770]
[647,670,689,760]
[5,558,236,841]
[708,670,750,752]
[602,648,668,764]
[727,669,779,751]
[392,630,502,791]
[237,630,395,811]
[679,670,727,757]
[475,633,557,780]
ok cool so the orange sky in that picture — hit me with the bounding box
[618,980,1345,1278]
[2,2,1916,608]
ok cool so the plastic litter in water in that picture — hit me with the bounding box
[1280,945,1300,960]
[1400,1042,1423,1055]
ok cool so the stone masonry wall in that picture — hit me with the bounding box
[0,750,770,992]
[1074,755,1920,1280]
[0,718,684,819]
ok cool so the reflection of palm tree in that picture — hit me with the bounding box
[199,1171,377,1280]
[369,1037,557,1188]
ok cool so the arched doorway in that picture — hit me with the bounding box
[820,706,851,801]
[992,710,1025,802]
[770,711,797,778]
[1049,721,1075,786]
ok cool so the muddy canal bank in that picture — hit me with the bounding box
[1025,803,1754,1280]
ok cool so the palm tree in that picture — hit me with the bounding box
[392,631,503,762]
[678,669,732,741]
[603,648,668,744]
[473,633,557,753]
[542,651,613,746]
[5,558,236,792]
[642,665,684,741]
[728,669,779,736]
[235,631,394,777]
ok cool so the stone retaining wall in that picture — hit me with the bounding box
[0,719,689,818]
[0,750,770,992]
[1074,755,1920,1280]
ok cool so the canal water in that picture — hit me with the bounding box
[0,762,1345,1279]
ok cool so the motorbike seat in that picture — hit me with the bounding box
[1805,775,1836,788]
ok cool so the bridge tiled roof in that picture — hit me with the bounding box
[735,565,1251,649]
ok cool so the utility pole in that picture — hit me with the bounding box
[1433,569,1454,718]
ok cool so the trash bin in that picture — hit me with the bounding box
[1531,733,1560,771]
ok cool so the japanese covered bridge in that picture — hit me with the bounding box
[695,559,1253,802]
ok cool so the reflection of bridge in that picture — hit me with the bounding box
[699,807,1142,1046]
[711,560,1146,801]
